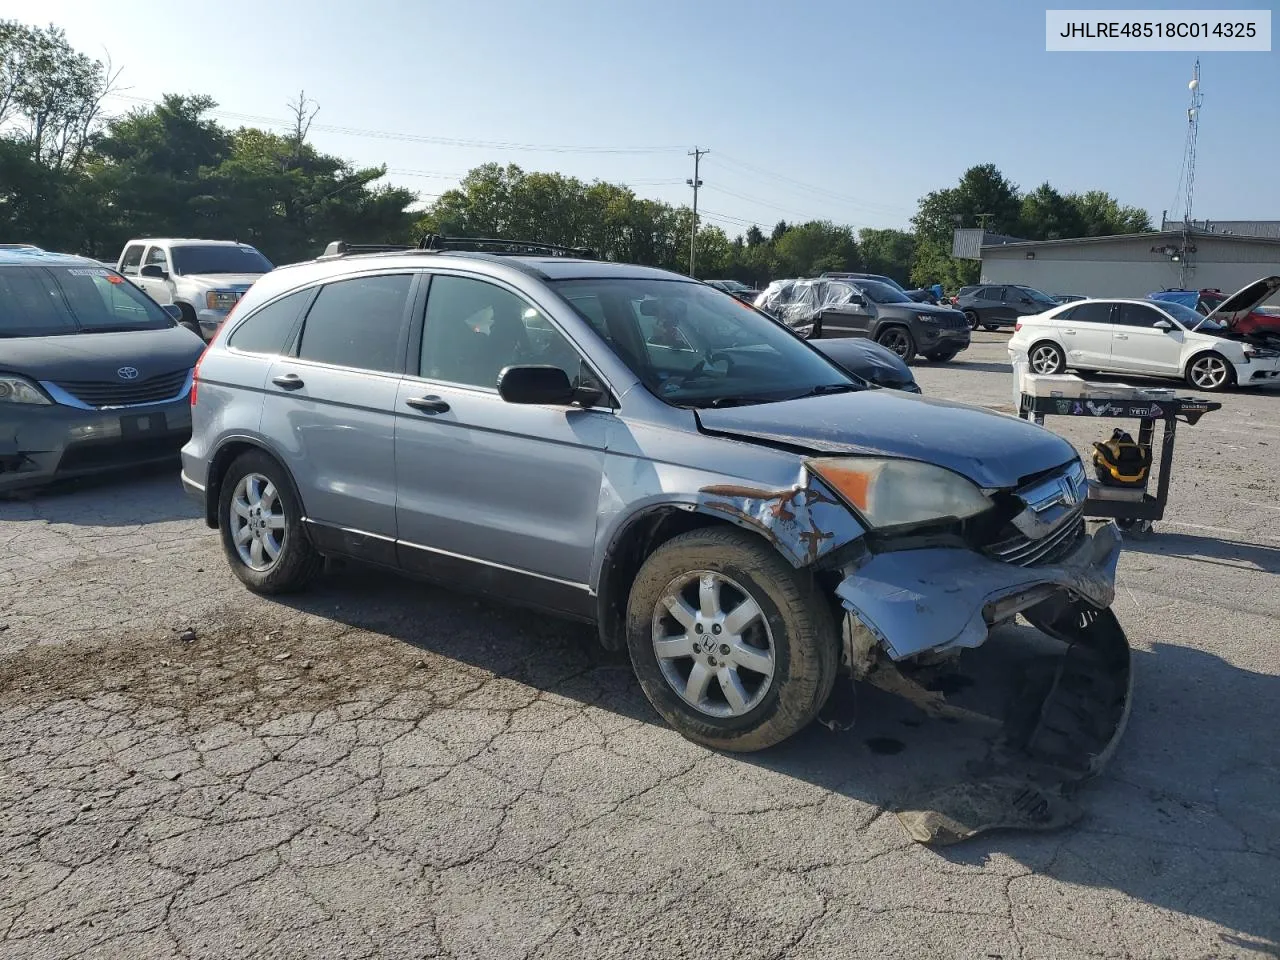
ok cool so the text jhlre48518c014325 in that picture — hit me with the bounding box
[1045,10,1272,50]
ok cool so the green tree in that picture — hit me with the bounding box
[773,220,859,276]
[1067,190,1152,236]
[1018,182,1085,240]
[857,228,915,283]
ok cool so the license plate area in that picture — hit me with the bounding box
[120,412,167,438]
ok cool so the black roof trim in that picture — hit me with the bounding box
[318,235,599,262]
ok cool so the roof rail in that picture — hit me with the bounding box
[417,234,597,259]
[320,240,416,258]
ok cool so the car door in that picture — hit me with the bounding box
[393,272,610,616]
[134,245,174,306]
[974,286,1005,325]
[1110,302,1185,375]
[118,244,145,285]
[1054,301,1117,367]
[817,283,874,338]
[259,271,417,563]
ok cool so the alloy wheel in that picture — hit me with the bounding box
[880,328,912,360]
[1189,355,1228,390]
[229,472,287,571]
[651,571,775,719]
[1030,344,1063,374]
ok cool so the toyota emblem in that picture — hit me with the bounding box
[117,366,140,381]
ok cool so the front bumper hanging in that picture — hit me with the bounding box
[832,522,1132,845]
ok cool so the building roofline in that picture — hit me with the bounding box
[981,229,1280,251]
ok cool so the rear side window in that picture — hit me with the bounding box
[119,245,144,275]
[1061,302,1114,324]
[978,287,1002,300]
[228,290,311,355]
[297,274,412,373]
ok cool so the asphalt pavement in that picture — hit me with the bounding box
[2,332,1278,959]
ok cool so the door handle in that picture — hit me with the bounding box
[1062,329,1076,335]
[405,395,450,414]
[1115,334,1129,340]
[271,373,305,390]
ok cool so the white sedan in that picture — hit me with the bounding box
[1007,285,1280,392]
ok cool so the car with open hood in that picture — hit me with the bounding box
[182,236,1130,826]
[0,247,204,490]
[1007,275,1280,391]
[1150,277,1280,342]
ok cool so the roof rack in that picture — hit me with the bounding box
[417,234,597,259]
[321,241,417,258]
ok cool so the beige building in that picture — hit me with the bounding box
[975,230,1280,303]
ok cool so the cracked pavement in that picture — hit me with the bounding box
[2,334,1278,959]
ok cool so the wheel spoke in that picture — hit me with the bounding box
[698,574,722,619]
[249,537,265,567]
[654,634,693,660]
[729,640,773,678]
[261,482,278,510]
[234,523,254,545]
[684,662,712,704]
[231,497,252,520]
[662,594,697,631]
[722,597,761,636]
[266,514,287,532]
[245,477,262,507]
[261,534,281,561]
[718,666,749,713]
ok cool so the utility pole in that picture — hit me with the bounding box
[687,147,709,277]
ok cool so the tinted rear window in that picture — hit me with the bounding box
[170,245,273,275]
[297,274,412,373]
[228,289,312,355]
[0,265,172,337]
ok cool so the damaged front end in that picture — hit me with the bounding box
[695,456,1132,846]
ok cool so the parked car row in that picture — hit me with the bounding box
[1007,276,1280,391]
[754,277,970,363]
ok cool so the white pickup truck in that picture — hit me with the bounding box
[117,239,273,341]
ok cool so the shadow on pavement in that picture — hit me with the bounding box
[0,462,197,526]
[272,563,1280,950]
[1125,532,1280,575]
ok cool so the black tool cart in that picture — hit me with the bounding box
[1017,389,1222,536]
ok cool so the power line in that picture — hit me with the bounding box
[103,92,687,155]
[712,152,914,217]
[702,183,841,226]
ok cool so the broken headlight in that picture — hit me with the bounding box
[808,457,990,529]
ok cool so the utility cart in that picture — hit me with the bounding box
[1014,374,1222,536]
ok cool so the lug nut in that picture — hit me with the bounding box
[695,624,703,634]
[719,644,730,656]
[692,643,701,653]
[712,624,722,635]
[708,657,717,666]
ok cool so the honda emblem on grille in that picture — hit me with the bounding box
[1058,476,1079,507]
[117,367,139,380]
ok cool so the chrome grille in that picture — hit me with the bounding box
[54,369,190,408]
[985,507,1085,567]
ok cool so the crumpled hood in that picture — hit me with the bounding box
[176,273,263,291]
[1,326,204,381]
[696,389,1077,490]
[810,338,914,387]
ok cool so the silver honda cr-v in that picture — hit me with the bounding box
[182,238,1130,761]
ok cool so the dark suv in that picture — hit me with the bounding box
[954,284,1059,331]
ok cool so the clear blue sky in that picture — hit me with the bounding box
[17,0,1280,235]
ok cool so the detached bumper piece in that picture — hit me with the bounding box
[834,523,1132,845]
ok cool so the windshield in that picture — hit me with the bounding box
[170,244,273,275]
[853,280,912,305]
[0,265,174,337]
[551,278,857,407]
[1016,286,1059,306]
[721,280,752,293]
[1156,299,1226,331]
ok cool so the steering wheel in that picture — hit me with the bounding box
[675,350,735,386]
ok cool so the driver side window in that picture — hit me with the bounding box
[420,275,586,390]
[144,247,169,271]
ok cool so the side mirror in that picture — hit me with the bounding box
[848,295,866,307]
[140,264,167,279]
[162,304,183,320]
[1153,319,1174,331]
[497,365,576,406]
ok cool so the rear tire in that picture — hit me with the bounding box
[925,349,959,362]
[963,310,980,330]
[218,450,321,594]
[1028,341,1066,375]
[177,303,203,340]
[625,528,838,752]
[983,324,1000,332]
[876,325,916,363]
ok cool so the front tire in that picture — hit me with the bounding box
[218,450,321,594]
[1028,341,1066,375]
[625,528,838,752]
[1185,352,1235,392]
[876,325,917,363]
[925,349,959,363]
[963,310,980,331]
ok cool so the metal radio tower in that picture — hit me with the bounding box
[1182,60,1204,228]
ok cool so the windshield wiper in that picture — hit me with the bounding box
[690,395,773,409]
[788,383,860,399]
